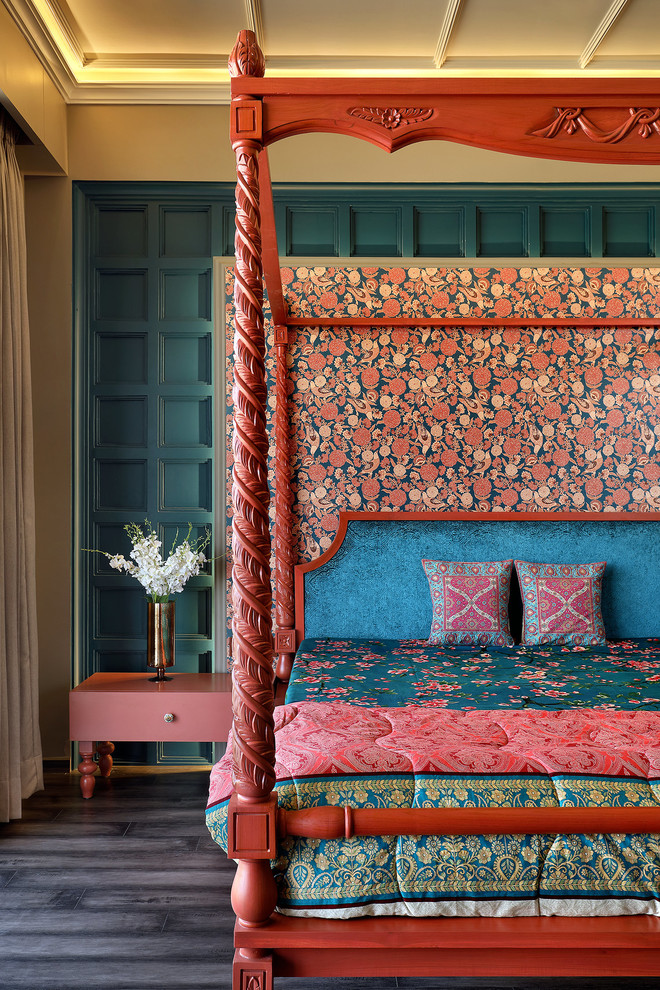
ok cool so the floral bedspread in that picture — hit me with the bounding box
[285,638,660,710]
[206,699,660,918]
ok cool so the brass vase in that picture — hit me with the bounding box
[147,601,175,681]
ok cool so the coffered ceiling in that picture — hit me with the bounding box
[3,0,660,105]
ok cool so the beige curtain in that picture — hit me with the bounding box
[0,109,43,821]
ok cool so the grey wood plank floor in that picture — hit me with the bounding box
[2,767,660,990]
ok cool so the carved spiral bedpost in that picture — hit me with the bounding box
[227,30,278,946]
[274,326,296,687]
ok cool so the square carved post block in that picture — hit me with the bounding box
[227,793,278,860]
[274,629,296,688]
[231,100,263,144]
[274,629,296,654]
[233,950,273,990]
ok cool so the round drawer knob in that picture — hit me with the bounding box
[164,712,175,723]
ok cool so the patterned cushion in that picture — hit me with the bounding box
[422,559,514,647]
[515,560,607,646]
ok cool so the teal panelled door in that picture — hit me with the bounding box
[75,185,234,765]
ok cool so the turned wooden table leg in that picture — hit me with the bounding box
[97,740,115,777]
[78,741,98,798]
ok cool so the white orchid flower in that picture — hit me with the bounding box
[86,521,211,603]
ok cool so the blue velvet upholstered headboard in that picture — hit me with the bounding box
[295,512,660,642]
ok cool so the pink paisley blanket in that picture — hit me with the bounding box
[207,701,660,918]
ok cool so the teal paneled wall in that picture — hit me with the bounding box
[75,185,224,765]
[271,185,660,258]
[74,180,660,765]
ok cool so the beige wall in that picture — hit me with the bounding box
[67,104,660,185]
[22,101,660,757]
[24,177,72,757]
[269,131,660,184]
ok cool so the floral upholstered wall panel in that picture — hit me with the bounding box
[225,266,660,619]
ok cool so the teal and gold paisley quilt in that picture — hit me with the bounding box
[207,668,660,918]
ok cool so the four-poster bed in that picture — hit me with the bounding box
[218,28,660,986]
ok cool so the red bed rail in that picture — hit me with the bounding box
[278,804,660,840]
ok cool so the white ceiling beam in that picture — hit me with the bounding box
[579,0,630,69]
[243,0,264,48]
[433,0,464,69]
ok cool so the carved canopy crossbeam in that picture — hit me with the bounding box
[231,76,660,165]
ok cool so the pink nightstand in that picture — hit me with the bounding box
[69,671,232,797]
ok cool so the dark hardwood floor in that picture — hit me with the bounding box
[2,766,660,990]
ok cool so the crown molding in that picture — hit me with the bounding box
[34,0,85,67]
[439,54,660,75]
[5,0,660,108]
[83,53,230,70]
[264,55,435,74]
[66,81,233,106]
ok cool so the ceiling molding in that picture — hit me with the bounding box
[243,0,264,48]
[31,0,85,68]
[434,0,464,69]
[81,54,231,71]
[5,0,660,107]
[64,82,234,106]
[586,54,660,71]
[579,0,631,69]
[264,55,435,74]
[439,54,660,76]
[38,52,660,106]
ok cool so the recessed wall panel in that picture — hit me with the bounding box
[95,651,146,673]
[96,460,148,511]
[603,207,653,256]
[477,208,526,256]
[161,208,212,257]
[97,397,147,447]
[541,208,589,256]
[96,587,145,638]
[161,334,211,384]
[160,270,211,320]
[287,207,337,255]
[351,208,401,256]
[175,587,212,639]
[161,650,212,674]
[415,207,464,256]
[161,397,211,447]
[96,333,148,384]
[160,460,212,511]
[96,208,148,258]
[97,270,148,321]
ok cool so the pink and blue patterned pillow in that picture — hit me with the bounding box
[515,560,607,646]
[422,559,514,647]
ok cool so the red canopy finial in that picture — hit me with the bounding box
[229,29,265,78]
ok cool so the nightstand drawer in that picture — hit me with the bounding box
[69,672,233,742]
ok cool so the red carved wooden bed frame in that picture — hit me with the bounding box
[226,29,660,986]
